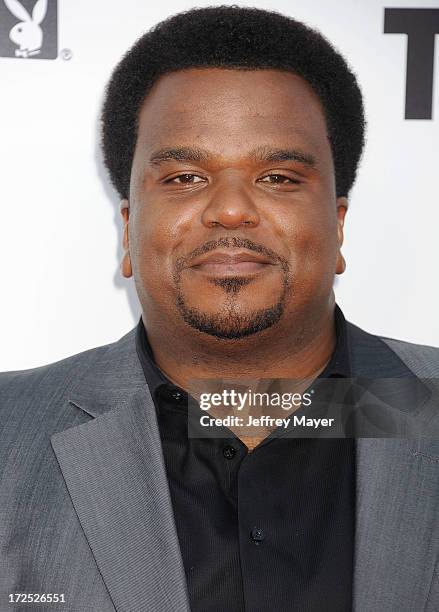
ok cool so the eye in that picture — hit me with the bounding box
[258,174,299,185]
[165,174,205,185]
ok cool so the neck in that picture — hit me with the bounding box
[143,302,337,393]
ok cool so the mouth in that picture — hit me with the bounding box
[187,250,277,277]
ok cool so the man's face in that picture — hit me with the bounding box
[123,68,346,340]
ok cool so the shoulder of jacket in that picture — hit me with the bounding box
[378,335,439,377]
[0,328,136,410]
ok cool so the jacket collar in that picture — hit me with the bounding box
[52,327,191,612]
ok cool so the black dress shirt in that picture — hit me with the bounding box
[135,306,355,612]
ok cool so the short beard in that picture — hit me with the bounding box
[175,292,286,339]
[173,236,291,340]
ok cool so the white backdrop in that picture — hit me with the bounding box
[1,0,438,371]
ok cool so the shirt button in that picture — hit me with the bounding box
[223,445,236,460]
[250,527,265,543]
[170,388,185,402]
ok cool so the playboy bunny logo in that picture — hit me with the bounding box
[0,0,57,60]
[4,0,47,57]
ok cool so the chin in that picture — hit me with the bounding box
[176,294,285,340]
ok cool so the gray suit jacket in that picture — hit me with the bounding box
[1,321,439,612]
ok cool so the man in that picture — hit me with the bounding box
[1,6,439,612]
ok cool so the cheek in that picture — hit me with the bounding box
[300,219,337,266]
[273,204,338,288]
[130,203,189,294]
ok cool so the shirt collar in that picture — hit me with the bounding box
[319,304,352,378]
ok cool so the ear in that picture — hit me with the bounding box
[120,199,132,278]
[32,0,47,25]
[335,196,348,275]
[4,0,31,22]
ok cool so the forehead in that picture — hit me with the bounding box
[136,68,331,162]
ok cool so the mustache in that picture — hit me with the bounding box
[175,236,289,273]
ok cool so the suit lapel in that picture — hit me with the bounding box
[51,328,191,612]
[348,323,439,611]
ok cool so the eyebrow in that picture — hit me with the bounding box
[149,145,317,169]
[149,147,211,165]
[250,145,317,168]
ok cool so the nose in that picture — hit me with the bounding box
[201,176,260,229]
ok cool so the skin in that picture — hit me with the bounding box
[120,68,347,449]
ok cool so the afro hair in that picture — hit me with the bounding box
[101,5,365,200]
